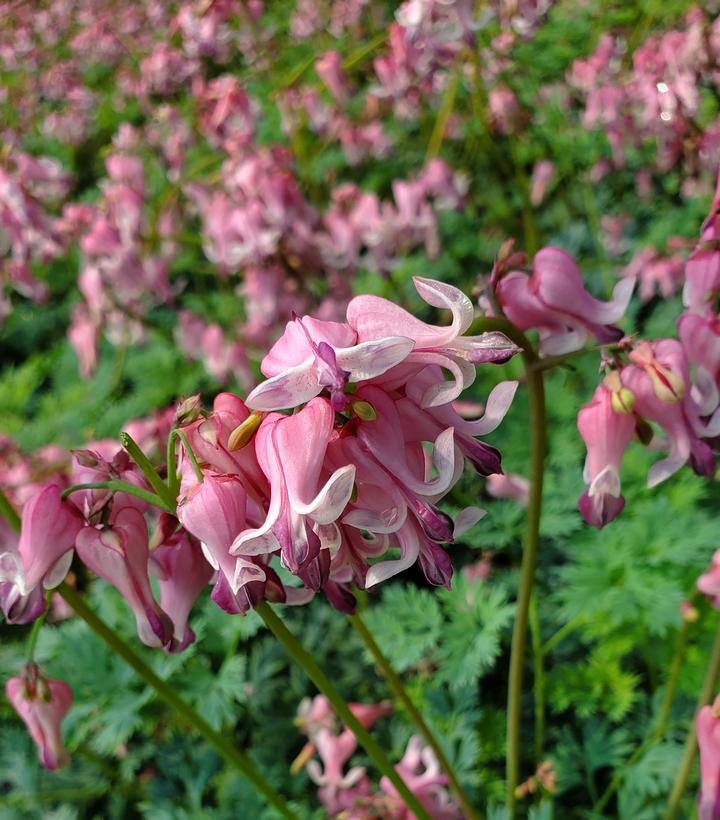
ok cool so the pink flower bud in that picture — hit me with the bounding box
[6,665,73,770]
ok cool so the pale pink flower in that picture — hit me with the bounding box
[698,549,720,609]
[486,473,530,506]
[697,697,720,820]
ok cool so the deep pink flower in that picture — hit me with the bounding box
[678,311,720,417]
[623,340,716,485]
[150,520,214,652]
[75,506,174,649]
[0,483,83,600]
[6,665,73,770]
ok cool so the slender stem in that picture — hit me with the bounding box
[0,485,21,532]
[426,72,459,161]
[348,612,479,820]
[61,481,175,514]
[343,30,387,70]
[176,430,204,484]
[469,316,547,816]
[529,593,545,762]
[57,583,296,819]
[541,611,585,655]
[166,429,180,501]
[120,432,176,509]
[26,603,49,662]
[256,602,430,820]
[664,621,720,820]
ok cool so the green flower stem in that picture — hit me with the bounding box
[119,432,177,509]
[26,602,49,662]
[529,593,545,762]
[348,612,479,820]
[0,485,21,532]
[166,428,181,500]
[256,601,430,820]
[426,72,460,161]
[469,317,547,817]
[664,619,720,820]
[57,583,296,820]
[61,481,175,514]
[176,430,204,484]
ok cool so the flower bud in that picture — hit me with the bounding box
[175,394,203,426]
[350,400,377,421]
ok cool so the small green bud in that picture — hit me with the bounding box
[351,400,377,421]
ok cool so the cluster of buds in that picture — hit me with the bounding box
[296,695,462,818]
[514,760,557,800]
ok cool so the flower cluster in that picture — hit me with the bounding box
[296,695,462,818]
[1,277,516,665]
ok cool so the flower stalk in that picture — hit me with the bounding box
[470,316,547,816]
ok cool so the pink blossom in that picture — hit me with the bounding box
[698,549,720,609]
[577,377,635,529]
[529,160,555,206]
[496,246,635,355]
[315,51,351,104]
[697,697,720,820]
[6,665,73,770]
[0,484,82,602]
[349,276,518,407]
[75,506,174,649]
[486,473,530,506]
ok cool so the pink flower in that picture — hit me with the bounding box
[678,310,720,417]
[315,51,351,104]
[150,519,214,652]
[577,377,636,529]
[698,549,720,609]
[177,472,281,614]
[697,697,720,820]
[232,399,355,588]
[684,170,720,313]
[623,340,716,486]
[349,276,518,407]
[496,247,635,355]
[246,315,413,412]
[0,483,83,600]
[380,735,462,819]
[6,664,73,770]
[486,473,530,506]
[75,506,174,649]
[529,160,555,206]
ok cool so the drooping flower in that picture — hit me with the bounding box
[232,398,355,590]
[6,664,73,770]
[577,375,636,529]
[75,506,174,649]
[0,483,83,602]
[496,247,635,355]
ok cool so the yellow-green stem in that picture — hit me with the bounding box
[349,612,479,820]
[469,317,546,817]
